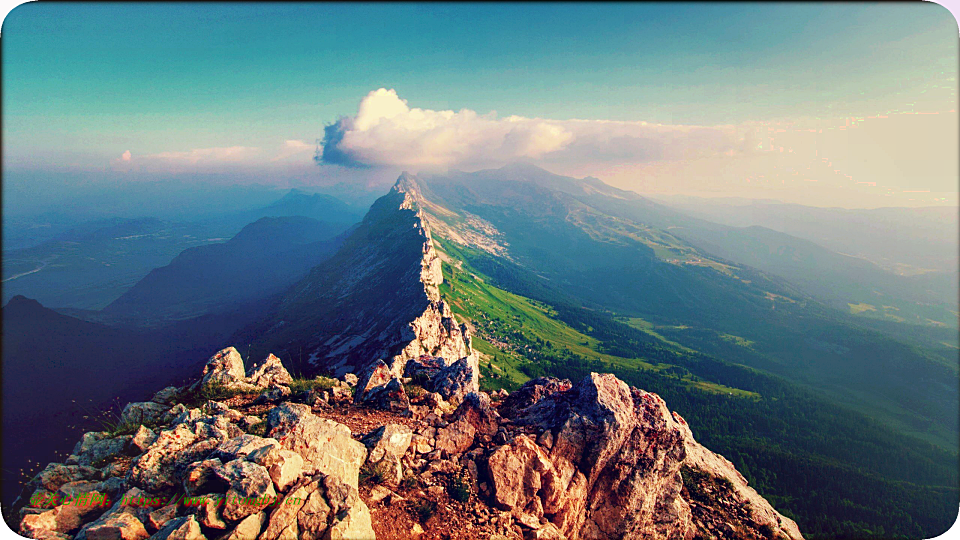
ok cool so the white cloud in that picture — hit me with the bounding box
[145,146,261,164]
[320,88,755,170]
[271,139,315,162]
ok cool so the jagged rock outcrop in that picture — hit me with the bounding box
[17,349,375,540]
[17,342,802,540]
[233,174,479,408]
[483,373,803,540]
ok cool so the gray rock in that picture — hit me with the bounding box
[428,355,479,405]
[246,353,293,388]
[213,459,277,521]
[245,444,303,492]
[150,516,206,540]
[212,434,279,462]
[150,387,180,405]
[361,424,413,486]
[221,512,266,540]
[119,402,168,427]
[129,426,157,455]
[196,347,248,390]
[265,403,367,490]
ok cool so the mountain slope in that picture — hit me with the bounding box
[408,166,958,450]
[233,175,471,378]
[101,216,345,325]
[1,218,223,310]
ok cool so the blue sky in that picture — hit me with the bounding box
[2,3,957,207]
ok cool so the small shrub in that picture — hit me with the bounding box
[410,499,437,523]
[359,464,388,486]
[448,473,471,503]
[289,377,337,394]
[246,419,268,437]
[399,474,419,490]
[405,383,426,400]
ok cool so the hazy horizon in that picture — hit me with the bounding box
[3,3,958,211]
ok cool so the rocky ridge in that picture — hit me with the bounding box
[15,348,802,540]
[237,174,479,408]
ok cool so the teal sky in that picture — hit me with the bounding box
[2,3,958,207]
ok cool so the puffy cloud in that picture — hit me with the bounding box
[320,88,755,170]
[120,150,131,161]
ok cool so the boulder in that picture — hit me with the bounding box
[196,347,247,390]
[427,355,479,405]
[182,458,224,495]
[265,403,367,489]
[221,512,266,540]
[342,373,359,387]
[434,419,476,456]
[119,402,168,426]
[246,353,293,388]
[19,497,103,537]
[150,387,180,405]
[451,392,501,437]
[498,377,571,420]
[147,505,178,530]
[321,475,375,540]
[213,459,277,521]
[37,463,100,493]
[485,373,804,540]
[129,424,217,492]
[212,434,280,462]
[361,424,413,486]
[151,516,207,540]
[83,512,149,540]
[403,355,446,382]
[353,360,395,403]
[246,444,304,492]
[128,426,157,455]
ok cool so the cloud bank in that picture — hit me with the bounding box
[321,88,755,170]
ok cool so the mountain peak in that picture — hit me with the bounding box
[3,295,45,311]
[498,161,550,174]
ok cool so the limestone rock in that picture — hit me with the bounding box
[212,434,279,462]
[150,387,180,405]
[434,418,476,456]
[148,505,178,530]
[246,443,304,492]
[361,424,413,486]
[247,353,293,388]
[119,402,168,426]
[428,355,479,405]
[487,373,803,540]
[353,360,395,403]
[129,426,157,454]
[196,347,248,390]
[83,512,149,540]
[151,516,207,540]
[358,377,410,413]
[213,459,277,521]
[221,512,266,540]
[265,403,367,489]
[403,355,446,382]
[129,424,214,492]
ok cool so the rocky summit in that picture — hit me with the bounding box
[15,347,802,539]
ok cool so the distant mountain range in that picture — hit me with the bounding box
[99,216,348,325]
[2,190,364,311]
